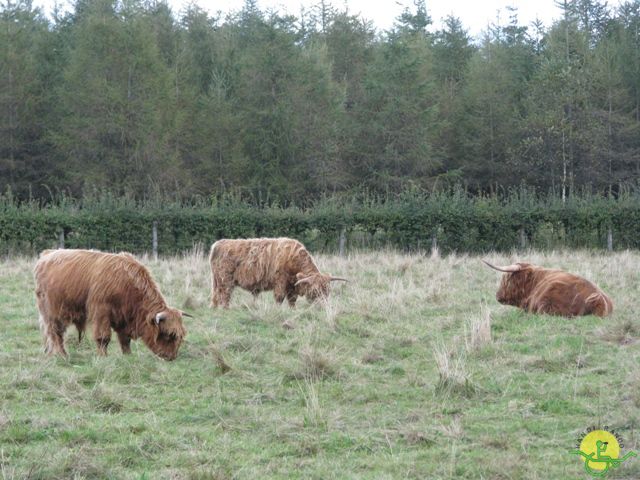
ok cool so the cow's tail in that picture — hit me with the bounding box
[209,240,222,263]
[209,241,221,306]
[586,291,613,317]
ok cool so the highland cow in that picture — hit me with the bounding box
[34,249,188,360]
[209,238,347,308]
[483,260,613,317]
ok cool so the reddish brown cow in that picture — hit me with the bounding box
[484,260,613,317]
[209,238,347,307]
[35,249,188,360]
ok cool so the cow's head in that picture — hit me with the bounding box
[147,308,188,360]
[483,261,536,307]
[294,272,348,302]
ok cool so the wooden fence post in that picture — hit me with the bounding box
[339,227,346,257]
[58,230,65,249]
[607,227,613,252]
[152,221,158,261]
[519,227,526,249]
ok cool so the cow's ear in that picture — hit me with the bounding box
[155,312,168,325]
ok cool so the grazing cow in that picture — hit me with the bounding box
[34,249,188,360]
[209,238,347,308]
[483,260,613,317]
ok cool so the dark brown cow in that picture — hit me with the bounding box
[34,249,188,359]
[484,260,613,317]
[209,238,347,307]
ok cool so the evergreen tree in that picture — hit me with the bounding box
[353,6,439,191]
[458,8,536,188]
[431,16,475,181]
[52,0,174,194]
[0,0,52,197]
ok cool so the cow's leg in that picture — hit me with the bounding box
[73,316,87,344]
[36,291,51,353]
[37,293,67,357]
[45,319,67,357]
[90,305,112,356]
[286,286,298,308]
[274,279,288,305]
[210,269,218,307]
[213,285,233,309]
[211,269,233,308]
[117,331,131,354]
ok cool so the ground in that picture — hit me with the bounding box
[0,248,639,479]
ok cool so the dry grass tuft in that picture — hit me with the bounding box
[298,378,326,429]
[397,260,413,276]
[362,352,384,364]
[210,346,231,374]
[433,340,475,396]
[243,296,288,325]
[297,346,336,380]
[438,415,464,440]
[321,300,340,330]
[182,295,199,311]
[281,319,296,330]
[464,305,492,352]
[400,430,435,446]
[624,371,640,408]
[59,445,109,478]
[0,412,10,430]
[91,386,124,414]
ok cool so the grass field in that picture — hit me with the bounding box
[1,248,639,479]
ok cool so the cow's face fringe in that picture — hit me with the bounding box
[496,263,536,306]
[295,272,332,302]
[144,308,186,361]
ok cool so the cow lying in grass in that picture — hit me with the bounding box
[35,249,188,359]
[209,238,347,308]
[483,260,613,317]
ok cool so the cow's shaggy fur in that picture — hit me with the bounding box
[209,238,345,307]
[487,261,613,317]
[34,249,187,359]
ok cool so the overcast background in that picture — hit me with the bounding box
[34,0,625,37]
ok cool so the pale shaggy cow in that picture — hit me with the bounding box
[209,238,347,307]
[34,249,188,360]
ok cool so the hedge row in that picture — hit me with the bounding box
[0,190,638,255]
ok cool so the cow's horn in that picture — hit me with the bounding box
[155,312,168,324]
[181,311,194,318]
[329,276,349,282]
[482,260,522,273]
[295,276,313,286]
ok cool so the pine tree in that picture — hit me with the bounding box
[0,0,52,197]
[52,0,174,195]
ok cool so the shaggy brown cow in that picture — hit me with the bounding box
[34,249,188,360]
[483,260,613,317]
[209,238,347,307]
